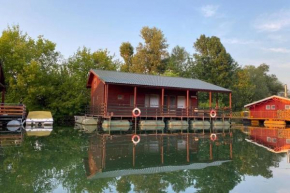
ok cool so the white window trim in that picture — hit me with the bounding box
[271,105,275,110]
[266,105,270,110]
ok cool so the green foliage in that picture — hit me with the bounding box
[0,26,118,119]
[131,26,169,74]
[120,42,134,72]
[166,45,194,78]
[243,64,284,101]
[193,35,238,88]
[231,69,256,110]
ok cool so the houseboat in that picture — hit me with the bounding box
[244,95,290,126]
[86,69,232,131]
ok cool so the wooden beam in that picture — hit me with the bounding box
[209,92,212,108]
[216,93,218,109]
[104,84,107,116]
[229,93,232,108]
[134,86,137,107]
[186,90,189,117]
[161,88,164,114]
[1,90,4,103]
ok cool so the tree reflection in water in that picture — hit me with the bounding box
[0,128,285,193]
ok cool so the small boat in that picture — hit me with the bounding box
[25,111,53,134]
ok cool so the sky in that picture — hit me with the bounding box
[1,0,290,87]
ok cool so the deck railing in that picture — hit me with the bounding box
[0,103,26,119]
[86,103,232,118]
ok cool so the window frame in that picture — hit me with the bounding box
[266,105,271,110]
[117,95,124,100]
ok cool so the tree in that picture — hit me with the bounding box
[52,47,119,118]
[120,42,134,72]
[0,25,59,110]
[166,46,194,78]
[231,69,255,110]
[243,64,283,101]
[193,35,238,88]
[131,26,169,74]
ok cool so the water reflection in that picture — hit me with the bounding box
[244,126,290,154]
[0,127,289,193]
[85,133,233,180]
[74,123,97,133]
[0,130,24,147]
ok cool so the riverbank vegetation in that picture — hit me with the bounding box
[0,25,284,119]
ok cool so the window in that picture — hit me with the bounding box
[150,95,159,107]
[267,137,271,142]
[271,105,275,110]
[145,94,160,107]
[117,95,124,100]
[286,139,290,144]
[266,105,271,110]
[177,96,186,108]
[285,105,290,110]
[272,138,277,143]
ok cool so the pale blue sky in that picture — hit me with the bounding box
[1,0,290,86]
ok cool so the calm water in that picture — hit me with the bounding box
[1,126,290,193]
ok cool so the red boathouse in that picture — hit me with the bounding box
[86,69,232,120]
[244,95,290,123]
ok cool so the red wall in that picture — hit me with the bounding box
[107,84,198,108]
[249,98,290,119]
[90,75,104,107]
[250,128,290,151]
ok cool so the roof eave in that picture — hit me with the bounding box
[105,82,231,93]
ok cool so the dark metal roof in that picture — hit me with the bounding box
[91,69,231,92]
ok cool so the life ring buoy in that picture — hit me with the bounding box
[132,108,141,117]
[210,109,217,118]
[132,135,140,144]
[210,133,217,141]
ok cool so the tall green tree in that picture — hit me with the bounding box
[120,42,134,72]
[131,26,169,74]
[193,35,238,88]
[231,69,255,110]
[166,46,194,78]
[243,64,283,101]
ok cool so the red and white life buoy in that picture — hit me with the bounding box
[132,135,140,144]
[210,109,217,118]
[210,133,217,141]
[132,107,141,117]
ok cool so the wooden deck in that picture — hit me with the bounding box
[0,103,26,125]
[86,103,232,119]
[240,110,290,121]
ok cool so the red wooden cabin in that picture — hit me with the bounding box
[244,95,290,121]
[86,69,232,119]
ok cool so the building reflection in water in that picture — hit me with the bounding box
[244,126,290,154]
[85,132,233,179]
[0,129,24,147]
